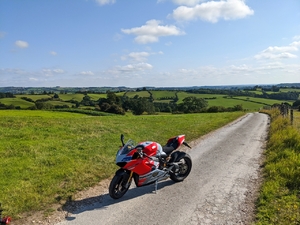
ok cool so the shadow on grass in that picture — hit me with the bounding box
[62,179,175,221]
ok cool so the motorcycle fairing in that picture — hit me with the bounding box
[134,168,169,187]
[136,141,158,157]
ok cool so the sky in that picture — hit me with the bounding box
[0,0,300,88]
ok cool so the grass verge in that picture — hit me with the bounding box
[255,109,300,224]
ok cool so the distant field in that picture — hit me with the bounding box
[151,90,177,100]
[87,93,107,100]
[47,101,75,107]
[279,88,300,93]
[232,96,292,105]
[57,93,84,102]
[15,94,51,101]
[125,91,150,98]
[0,98,35,108]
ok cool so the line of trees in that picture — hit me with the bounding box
[188,88,300,100]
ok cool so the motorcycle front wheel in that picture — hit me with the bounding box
[109,173,131,199]
[170,154,192,182]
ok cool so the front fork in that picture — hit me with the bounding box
[124,171,133,188]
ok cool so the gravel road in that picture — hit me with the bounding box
[55,112,269,225]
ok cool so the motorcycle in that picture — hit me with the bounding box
[0,203,11,225]
[109,134,192,199]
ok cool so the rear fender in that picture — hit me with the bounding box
[169,151,186,163]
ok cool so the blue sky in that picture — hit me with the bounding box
[0,0,299,87]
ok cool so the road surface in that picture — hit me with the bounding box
[56,112,269,225]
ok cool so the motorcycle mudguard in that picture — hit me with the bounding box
[115,169,130,178]
[169,151,186,163]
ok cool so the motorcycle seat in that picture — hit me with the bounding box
[162,145,175,155]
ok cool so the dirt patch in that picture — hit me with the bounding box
[11,179,111,225]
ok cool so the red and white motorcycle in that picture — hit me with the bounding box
[0,203,11,225]
[109,134,192,199]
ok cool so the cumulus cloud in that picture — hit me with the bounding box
[94,0,115,5]
[127,52,150,62]
[170,0,254,23]
[42,68,65,76]
[255,41,299,60]
[108,63,153,75]
[122,51,164,62]
[157,0,205,6]
[80,71,94,75]
[121,19,185,44]
[119,63,153,72]
[15,40,29,48]
[50,51,57,56]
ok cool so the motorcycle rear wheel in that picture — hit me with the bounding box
[109,173,131,199]
[170,154,192,182]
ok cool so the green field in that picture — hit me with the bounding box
[0,110,245,218]
[15,94,51,101]
[233,96,294,105]
[54,93,84,102]
[124,91,150,98]
[0,98,35,108]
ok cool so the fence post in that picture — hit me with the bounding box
[290,109,294,125]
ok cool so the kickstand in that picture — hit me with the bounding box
[154,180,158,194]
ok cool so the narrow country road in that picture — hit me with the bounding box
[56,112,269,225]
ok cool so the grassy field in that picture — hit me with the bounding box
[233,96,294,105]
[54,94,84,102]
[0,98,35,108]
[0,110,245,219]
[124,91,150,98]
[15,95,51,101]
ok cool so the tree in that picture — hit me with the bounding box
[53,93,59,99]
[292,100,300,108]
[130,97,155,115]
[177,97,208,113]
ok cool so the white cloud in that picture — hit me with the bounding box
[50,51,57,56]
[15,40,29,48]
[80,71,94,75]
[128,52,150,62]
[42,68,65,76]
[157,0,205,6]
[108,63,153,75]
[255,52,297,60]
[170,0,254,23]
[122,51,164,62]
[121,20,185,44]
[255,41,300,60]
[94,0,115,5]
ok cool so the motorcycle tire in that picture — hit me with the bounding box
[109,173,131,199]
[170,153,192,182]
